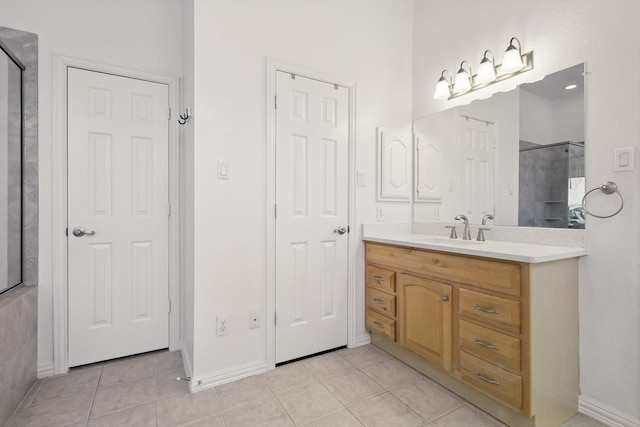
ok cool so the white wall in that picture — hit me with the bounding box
[188,0,412,379]
[520,90,585,145]
[553,91,585,143]
[0,0,183,373]
[414,0,640,422]
[520,90,553,144]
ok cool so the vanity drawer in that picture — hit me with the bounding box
[366,243,520,297]
[459,320,521,373]
[366,309,396,341]
[459,288,521,334]
[366,264,396,293]
[460,351,523,410]
[367,286,396,316]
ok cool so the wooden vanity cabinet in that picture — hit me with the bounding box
[365,265,396,341]
[365,242,579,427]
[397,274,452,371]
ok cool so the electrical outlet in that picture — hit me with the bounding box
[216,315,230,336]
[376,207,384,222]
[249,311,260,329]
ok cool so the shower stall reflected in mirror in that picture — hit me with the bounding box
[0,40,24,294]
[519,141,585,229]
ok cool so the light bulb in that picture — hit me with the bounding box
[433,71,452,99]
[476,50,497,84]
[501,37,524,74]
[453,61,472,94]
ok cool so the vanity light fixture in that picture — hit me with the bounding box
[453,61,472,94]
[476,50,497,85]
[433,70,453,100]
[432,36,534,100]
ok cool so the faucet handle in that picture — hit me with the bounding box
[445,225,457,239]
[477,227,491,242]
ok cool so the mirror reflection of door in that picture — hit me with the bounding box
[455,115,496,224]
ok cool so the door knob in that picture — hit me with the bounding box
[333,226,347,235]
[72,227,95,237]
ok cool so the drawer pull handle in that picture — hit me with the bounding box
[473,304,499,315]
[373,321,384,328]
[373,298,386,305]
[475,372,500,385]
[473,338,499,350]
[373,276,385,282]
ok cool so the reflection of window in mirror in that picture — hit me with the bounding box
[0,41,24,294]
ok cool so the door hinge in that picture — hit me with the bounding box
[274,204,277,218]
[274,311,278,326]
[168,300,172,314]
[168,203,172,217]
[65,227,68,237]
[274,95,278,110]
[168,107,171,120]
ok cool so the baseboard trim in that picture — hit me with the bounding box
[579,396,640,427]
[355,332,371,347]
[189,360,267,393]
[37,363,55,379]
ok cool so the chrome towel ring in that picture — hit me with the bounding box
[581,181,624,218]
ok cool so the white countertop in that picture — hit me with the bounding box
[362,229,587,263]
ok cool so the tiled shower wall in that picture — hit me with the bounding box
[0,285,37,425]
[0,26,38,426]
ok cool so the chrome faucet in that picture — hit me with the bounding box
[454,214,471,240]
[477,214,494,241]
[482,214,495,225]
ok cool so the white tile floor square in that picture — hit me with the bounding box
[7,345,607,427]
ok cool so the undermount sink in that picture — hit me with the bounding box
[423,236,486,246]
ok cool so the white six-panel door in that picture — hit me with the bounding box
[275,71,349,363]
[456,115,496,223]
[67,68,170,367]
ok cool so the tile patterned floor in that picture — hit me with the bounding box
[6,345,607,427]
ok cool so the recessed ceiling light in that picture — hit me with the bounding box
[565,84,577,90]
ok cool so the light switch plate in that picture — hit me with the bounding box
[217,161,230,179]
[614,147,634,171]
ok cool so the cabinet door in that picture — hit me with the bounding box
[398,274,452,371]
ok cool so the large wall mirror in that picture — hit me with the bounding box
[0,40,24,294]
[413,63,585,229]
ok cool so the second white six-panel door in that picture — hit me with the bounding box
[67,68,170,367]
[275,71,349,363]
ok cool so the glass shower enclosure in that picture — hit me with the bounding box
[0,40,24,294]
